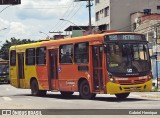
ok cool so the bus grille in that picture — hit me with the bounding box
[118,79,146,85]
[123,86,142,92]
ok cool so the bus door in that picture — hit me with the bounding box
[17,53,25,88]
[48,49,59,90]
[92,46,104,92]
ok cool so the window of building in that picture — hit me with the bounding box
[26,48,35,65]
[104,7,109,17]
[96,12,99,21]
[74,42,89,64]
[10,50,16,66]
[36,47,46,65]
[95,0,99,4]
[106,24,109,30]
[60,44,73,63]
[157,6,160,9]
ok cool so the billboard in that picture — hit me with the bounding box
[0,0,21,5]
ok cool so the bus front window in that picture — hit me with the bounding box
[106,43,150,76]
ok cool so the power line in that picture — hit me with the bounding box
[49,1,75,32]
[58,2,84,31]
[55,2,82,31]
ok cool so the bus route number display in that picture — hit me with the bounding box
[106,34,144,41]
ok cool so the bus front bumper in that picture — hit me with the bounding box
[106,79,152,94]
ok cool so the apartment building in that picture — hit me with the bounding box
[95,0,160,31]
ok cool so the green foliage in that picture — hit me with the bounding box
[0,37,35,60]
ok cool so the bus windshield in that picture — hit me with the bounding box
[106,43,150,76]
[0,64,9,74]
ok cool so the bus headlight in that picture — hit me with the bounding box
[108,73,116,83]
[148,73,153,80]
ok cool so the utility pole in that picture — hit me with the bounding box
[75,0,93,33]
[86,0,93,32]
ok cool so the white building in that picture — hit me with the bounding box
[95,0,160,31]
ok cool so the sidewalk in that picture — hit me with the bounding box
[131,91,160,99]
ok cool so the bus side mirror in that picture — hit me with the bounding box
[150,54,157,59]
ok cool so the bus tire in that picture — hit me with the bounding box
[39,90,47,96]
[31,79,46,96]
[115,93,130,99]
[60,91,74,97]
[79,80,96,99]
[31,79,39,96]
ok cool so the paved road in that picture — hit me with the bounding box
[0,84,160,118]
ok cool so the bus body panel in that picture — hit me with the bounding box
[107,79,152,94]
[24,65,37,89]
[58,64,90,92]
[36,66,49,90]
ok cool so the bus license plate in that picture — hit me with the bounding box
[130,87,137,90]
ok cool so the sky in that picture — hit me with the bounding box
[0,0,95,44]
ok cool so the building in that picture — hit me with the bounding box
[95,0,160,31]
[53,35,67,40]
[64,25,95,37]
[133,13,160,83]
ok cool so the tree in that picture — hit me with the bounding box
[0,37,35,60]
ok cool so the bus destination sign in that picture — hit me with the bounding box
[105,34,145,41]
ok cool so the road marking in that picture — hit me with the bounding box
[2,97,12,101]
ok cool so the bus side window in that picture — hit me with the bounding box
[60,44,73,64]
[36,47,46,65]
[26,48,35,65]
[74,42,89,64]
[10,50,16,66]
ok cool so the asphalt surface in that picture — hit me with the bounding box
[0,84,160,118]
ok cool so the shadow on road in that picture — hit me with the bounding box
[12,93,158,102]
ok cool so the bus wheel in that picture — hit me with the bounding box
[60,91,74,97]
[31,79,39,96]
[31,80,47,96]
[115,93,130,99]
[30,80,39,96]
[79,80,95,99]
[39,90,47,96]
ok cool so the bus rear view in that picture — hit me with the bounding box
[104,33,152,99]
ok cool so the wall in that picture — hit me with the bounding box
[95,0,160,31]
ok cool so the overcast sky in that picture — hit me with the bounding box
[0,0,95,44]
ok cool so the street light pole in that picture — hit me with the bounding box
[60,19,84,31]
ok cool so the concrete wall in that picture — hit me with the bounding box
[95,0,160,31]
[95,0,110,27]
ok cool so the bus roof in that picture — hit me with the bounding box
[9,32,144,50]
